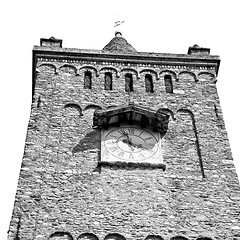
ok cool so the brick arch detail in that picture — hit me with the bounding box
[159,70,177,80]
[77,233,99,240]
[170,236,189,240]
[84,104,102,111]
[196,237,214,240]
[198,71,216,83]
[157,108,175,120]
[37,63,57,74]
[100,67,120,77]
[48,231,74,240]
[64,103,83,116]
[140,69,159,79]
[178,71,198,82]
[106,105,118,109]
[176,108,205,178]
[79,65,99,77]
[59,64,77,76]
[120,68,139,79]
[145,234,164,240]
[104,233,126,240]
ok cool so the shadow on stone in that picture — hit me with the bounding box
[72,130,99,153]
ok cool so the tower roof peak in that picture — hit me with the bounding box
[102,32,137,54]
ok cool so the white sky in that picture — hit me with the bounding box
[1,0,240,239]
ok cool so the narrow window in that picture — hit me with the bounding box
[104,72,112,90]
[84,71,92,89]
[125,73,133,92]
[145,74,154,93]
[164,75,173,93]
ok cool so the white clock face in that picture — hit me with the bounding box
[101,125,162,163]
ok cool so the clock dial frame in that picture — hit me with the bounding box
[101,125,163,164]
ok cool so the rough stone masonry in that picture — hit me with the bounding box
[7,33,240,240]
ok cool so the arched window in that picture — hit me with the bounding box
[170,236,189,240]
[49,232,74,240]
[105,72,113,90]
[104,233,126,240]
[125,73,133,92]
[84,71,92,89]
[77,233,99,240]
[145,74,154,93]
[145,235,164,240]
[164,75,173,93]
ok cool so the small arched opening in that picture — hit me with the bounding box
[164,75,173,93]
[125,73,133,92]
[145,74,154,93]
[84,71,92,89]
[105,72,113,90]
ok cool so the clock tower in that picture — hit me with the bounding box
[8,33,240,240]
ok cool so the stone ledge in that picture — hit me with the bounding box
[97,160,166,170]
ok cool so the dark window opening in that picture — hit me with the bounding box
[104,72,112,90]
[145,74,154,93]
[125,73,133,92]
[84,71,92,89]
[164,75,173,93]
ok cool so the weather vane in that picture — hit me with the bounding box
[114,20,125,28]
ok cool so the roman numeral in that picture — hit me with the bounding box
[117,151,124,158]
[145,136,153,141]
[139,153,146,159]
[138,130,144,136]
[109,134,118,138]
[128,128,135,135]
[109,146,118,152]
[129,153,134,160]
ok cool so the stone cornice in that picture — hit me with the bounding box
[33,46,220,69]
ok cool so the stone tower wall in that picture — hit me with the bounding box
[8,49,240,240]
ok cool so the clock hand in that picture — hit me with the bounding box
[122,134,135,150]
[121,130,144,151]
[128,137,146,150]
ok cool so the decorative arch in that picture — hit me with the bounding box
[159,70,177,80]
[157,108,175,120]
[38,63,57,74]
[79,65,99,77]
[196,237,213,240]
[77,233,99,240]
[64,103,83,116]
[121,68,139,79]
[107,105,118,109]
[140,69,158,79]
[104,233,126,240]
[59,64,77,75]
[177,108,205,178]
[84,104,102,111]
[178,71,197,82]
[198,72,216,83]
[100,67,119,77]
[145,235,164,240]
[170,236,189,240]
[177,108,194,118]
[49,232,74,240]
